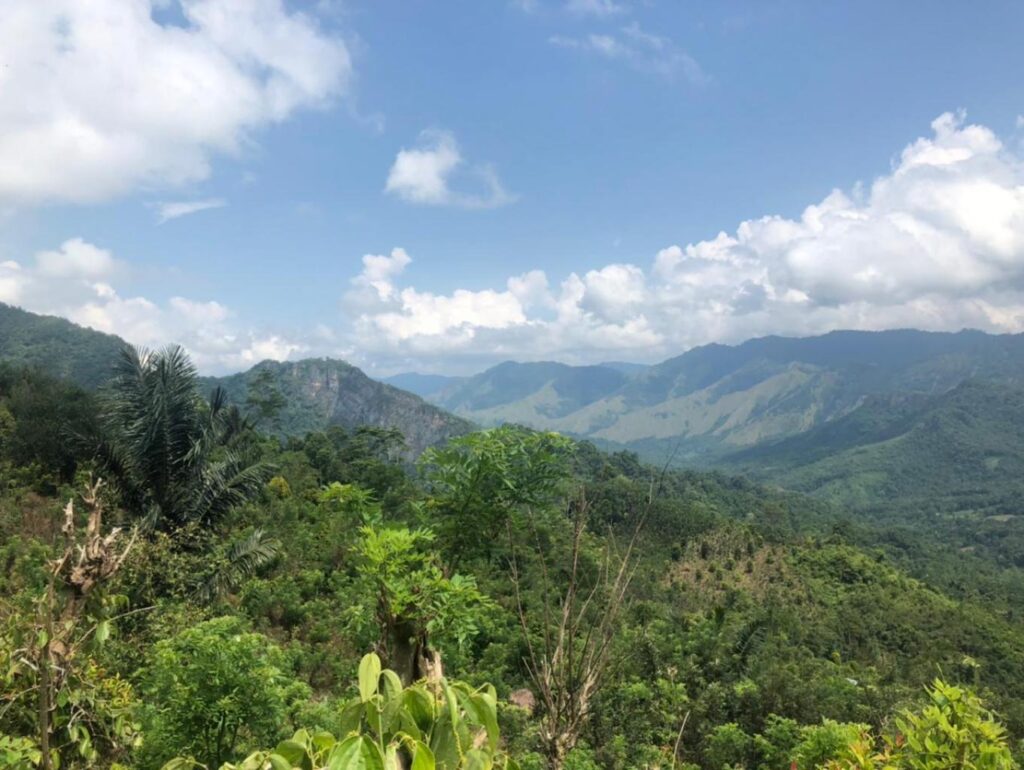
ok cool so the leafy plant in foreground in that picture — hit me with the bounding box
[162,652,519,770]
[827,679,1014,770]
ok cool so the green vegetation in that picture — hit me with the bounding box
[2,344,1024,770]
[726,380,1024,611]
[0,303,124,389]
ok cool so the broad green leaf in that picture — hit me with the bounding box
[411,741,435,770]
[312,732,338,754]
[159,760,199,770]
[470,694,499,753]
[328,736,385,770]
[464,749,492,770]
[267,753,293,770]
[429,714,461,770]
[403,687,435,733]
[274,740,310,769]
[398,710,423,741]
[359,653,382,702]
[442,682,460,729]
[381,669,403,702]
[339,699,364,736]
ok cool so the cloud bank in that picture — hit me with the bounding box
[0,0,351,204]
[0,238,305,373]
[348,112,1024,371]
[6,112,1024,375]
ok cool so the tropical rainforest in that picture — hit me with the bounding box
[2,316,1024,769]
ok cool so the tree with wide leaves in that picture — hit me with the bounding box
[92,345,273,531]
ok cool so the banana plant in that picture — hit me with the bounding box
[162,653,519,770]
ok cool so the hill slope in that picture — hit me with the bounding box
[206,359,473,455]
[726,380,1024,516]
[430,360,633,426]
[0,302,124,388]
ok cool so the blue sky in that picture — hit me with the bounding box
[2,0,1024,374]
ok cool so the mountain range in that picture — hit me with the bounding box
[4,301,1024,511]
[401,329,1024,465]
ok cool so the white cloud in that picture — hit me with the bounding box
[156,198,227,223]
[13,112,1024,377]
[343,113,1024,371]
[551,22,708,84]
[35,238,117,278]
[565,0,628,17]
[385,130,516,208]
[0,0,351,205]
[0,237,307,374]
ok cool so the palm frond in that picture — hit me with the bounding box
[197,528,281,602]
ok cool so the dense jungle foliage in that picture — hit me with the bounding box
[1,349,1023,770]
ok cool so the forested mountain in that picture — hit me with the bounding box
[726,379,1024,515]
[719,380,1024,591]
[423,329,1024,465]
[205,359,472,456]
[0,302,125,388]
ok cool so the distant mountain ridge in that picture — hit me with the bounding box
[0,303,470,454]
[418,329,1024,463]
[720,378,1024,561]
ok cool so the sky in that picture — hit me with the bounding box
[2,1,1024,376]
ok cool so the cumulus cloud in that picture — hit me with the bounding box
[385,130,516,208]
[0,238,307,373]
[551,22,708,83]
[0,0,351,205]
[13,112,1024,377]
[344,113,1024,370]
[156,198,227,223]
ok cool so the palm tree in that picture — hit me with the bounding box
[93,345,273,530]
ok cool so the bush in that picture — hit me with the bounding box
[138,616,309,769]
[827,679,1014,770]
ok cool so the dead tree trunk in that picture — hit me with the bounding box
[34,479,135,770]
[510,489,646,770]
